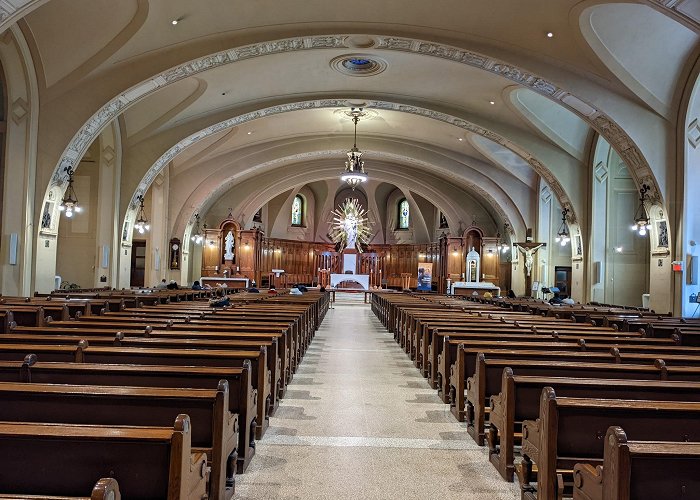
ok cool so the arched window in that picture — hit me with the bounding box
[291,195,304,226]
[398,198,410,229]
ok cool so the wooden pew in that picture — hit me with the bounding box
[573,426,700,500]
[0,477,121,499]
[450,345,700,442]
[0,380,237,499]
[12,325,294,395]
[518,388,700,500]
[487,368,700,481]
[426,328,671,387]
[0,331,283,415]
[0,415,207,499]
[10,355,256,473]
[0,342,271,438]
[437,334,683,403]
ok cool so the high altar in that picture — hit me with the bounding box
[197,216,509,293]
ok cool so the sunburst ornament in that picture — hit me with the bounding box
[329,198,373,253]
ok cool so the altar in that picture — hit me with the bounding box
[200,276,249,289]
[451,281,500,297]
[331,273,370,290]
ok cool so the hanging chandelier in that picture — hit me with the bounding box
[134,195,150,234]
[340,108,368,189]
[191,214,204,244]
[58,166,82,218]
[632,184,652,236]
[554,208,570,246]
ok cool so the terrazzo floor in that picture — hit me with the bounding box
[235,300,520,499]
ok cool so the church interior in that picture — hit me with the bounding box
[0,1,699,499]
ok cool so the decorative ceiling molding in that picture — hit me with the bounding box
[122,98,573,224]
[649,0,700,31]
[44,33,662,210]
[0,0,43,30]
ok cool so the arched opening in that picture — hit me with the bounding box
[590,135,650,307]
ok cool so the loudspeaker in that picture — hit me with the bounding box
[8,233,18,265]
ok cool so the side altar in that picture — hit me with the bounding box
[450,246,500,296]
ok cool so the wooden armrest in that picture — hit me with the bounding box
[573,463,603,500]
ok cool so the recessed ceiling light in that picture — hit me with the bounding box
[489,100,495,105]
[458,138,463,142]
[247,131,252,135]
[171,18,181,25]
[546,32,554,38]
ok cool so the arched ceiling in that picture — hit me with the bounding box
[8,0,699,243]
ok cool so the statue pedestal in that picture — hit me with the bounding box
[342,250,357,274]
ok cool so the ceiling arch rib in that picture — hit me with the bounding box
[44,33,663,219]
[124,99,566,226]
[176,161,508,247]
[164,152,524,245]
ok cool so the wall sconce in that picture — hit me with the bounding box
[208,240,215,247]
[632,184,652,236]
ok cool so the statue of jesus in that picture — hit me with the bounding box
[223,231,235,261]
[518,243,544,277]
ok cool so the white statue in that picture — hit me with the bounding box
[344,215,358,250]
[223,231,234,261]
[518,244,544,277]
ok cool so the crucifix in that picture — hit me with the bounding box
[514,240,546,296]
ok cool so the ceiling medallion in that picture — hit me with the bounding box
[330,54,387,77]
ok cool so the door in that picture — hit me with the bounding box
[554,266,572,297]
[130,240,146,287]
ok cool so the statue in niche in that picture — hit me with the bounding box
[518,243,545,277]
[223,231,235,261]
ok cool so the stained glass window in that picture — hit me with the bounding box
[398,199,410,229]
[291,195,303,226]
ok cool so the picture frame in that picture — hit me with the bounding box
[652,219,670,255]
[657,220,669,248]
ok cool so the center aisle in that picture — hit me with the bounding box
[236,301,519,499]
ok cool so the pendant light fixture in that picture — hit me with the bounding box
[340,107,368,189]
[58,166,82,218]
[133,195,150,234]
[632,184,652,236]
[554,208,570,246]
[191,214,204,244]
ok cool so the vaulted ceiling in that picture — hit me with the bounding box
[10,0,699,240]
